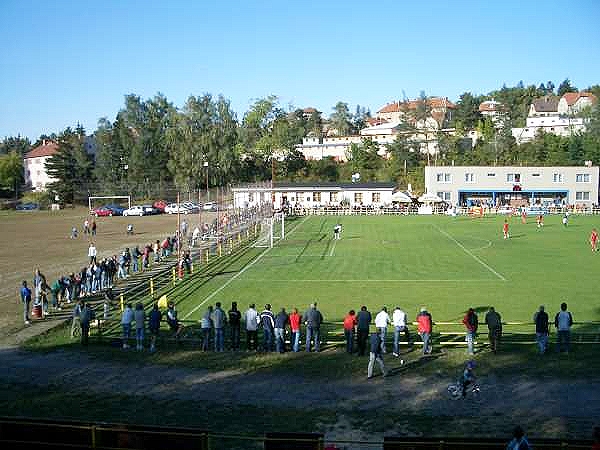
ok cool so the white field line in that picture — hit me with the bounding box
[329,238,337,257]
[183,215,311,319]
[432,224,506,281]
[235,279,498,282]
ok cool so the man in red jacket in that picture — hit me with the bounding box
[462,308,479,355]
[416,307,433,355]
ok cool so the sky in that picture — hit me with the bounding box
[1,0,599,141]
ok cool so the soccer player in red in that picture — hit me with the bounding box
[590,228,598,252]
[503,219,510,239]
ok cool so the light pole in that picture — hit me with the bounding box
[204,161,209,202]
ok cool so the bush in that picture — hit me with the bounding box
[21,191,53,209]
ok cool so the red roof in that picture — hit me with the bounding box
[377,97,456,114]
[25,141,59,159]
[366,117,389,126]
[562,92,598,106]
[479,100,501,112]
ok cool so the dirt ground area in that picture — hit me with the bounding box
[0,207,206,336]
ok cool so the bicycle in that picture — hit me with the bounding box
[447,382,480,400]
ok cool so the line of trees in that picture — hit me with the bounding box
[1,79,599,201]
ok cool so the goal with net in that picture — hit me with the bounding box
[253,212,285,248]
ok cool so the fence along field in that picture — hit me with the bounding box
[169,214,600,328]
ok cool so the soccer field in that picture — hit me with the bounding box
[175,213,600,325]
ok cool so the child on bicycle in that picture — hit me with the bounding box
[458,360,476,398]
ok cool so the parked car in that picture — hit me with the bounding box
[90,206,113,217]
[153,199,168,213]
[123,205,145,216]
[202,202,217,211]
[182,201,200,212]
[165,203,191,214]
[16,202,39,211]
[104,204,126,216]
[142,204,160,215]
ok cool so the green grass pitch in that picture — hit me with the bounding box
[174,214,600,327]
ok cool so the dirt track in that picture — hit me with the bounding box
[0,345,597,442]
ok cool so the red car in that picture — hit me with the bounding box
[90,207,113,217]
[153,199,168,213]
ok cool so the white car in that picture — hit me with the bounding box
[203,202,217,211]
[165,203,191,214]
[123,205,145,216]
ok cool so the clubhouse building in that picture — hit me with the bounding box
[424,165,599,208]
[232,182,396,209]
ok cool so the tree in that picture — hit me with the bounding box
[0,151,23,196]
[329,102,352,136]
[351,105,371,134]
[453,92,482,130]
[557,78,578,96]
[0,136,31,156]
[46,126,93,204]
[93,117,130,192]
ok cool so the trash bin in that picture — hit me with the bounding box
[32,304,43,319]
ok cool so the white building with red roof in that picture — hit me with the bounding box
[558,92,597,116]
[23,140,59,190]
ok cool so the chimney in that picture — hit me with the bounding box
[43,139,46,146]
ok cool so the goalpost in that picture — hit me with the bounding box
[88,195,131,211]
[253,212,285,248]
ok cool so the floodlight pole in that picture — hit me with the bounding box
[177,191,181,274]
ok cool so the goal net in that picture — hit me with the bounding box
[88,196,131,211]
[253,212,285,248]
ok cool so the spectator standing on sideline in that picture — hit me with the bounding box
[289,307,302,352]
[244,303,259,351]
[374,306,391,354]
[200,306,213,351]
[274,307,289,353]
[367,333,387,379]
[555,302,573,354]
[134,302,145,351]
[166,301,184,339]
[484,306,502,353]
[505,425,531,450]
[88,242,97,265]
[260,304,275,352]
[303,302,323,352]
[228,302,242,351]
[212,302,226,352]
[121,303,134,349]
[71,300,83,338]
[392,306,411,356]
[19,281,32,325]
[356,306,372,356]
[91,219,97,236]
[343,310,357,354]
[71,226,78,239]
[83,218,90,235]
[148,303,161,353]
[533,305,549,354]
[462,308,479,355]
[80,301,93,346]
[417,307,433,355]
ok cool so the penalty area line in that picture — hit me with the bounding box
[432,224,506,281]
[183,215,311,319]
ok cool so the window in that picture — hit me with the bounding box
[576,191,590,201]
[553,173,564,183]
[465,173,474,183]
[506,173,521,183]
[436,173,451,183]
[576,174,590,183]
[372,192,381,203]
[437,191,451,201]
[487,173,496,177]
[354,193,363,204]
[531,173,540,177]
[330,192,338,202]
[313,192,321,202]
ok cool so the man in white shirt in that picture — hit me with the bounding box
[374,306,391,354]
[392,306,411,356]
[244,303,259,351]
[88,242,97,264]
